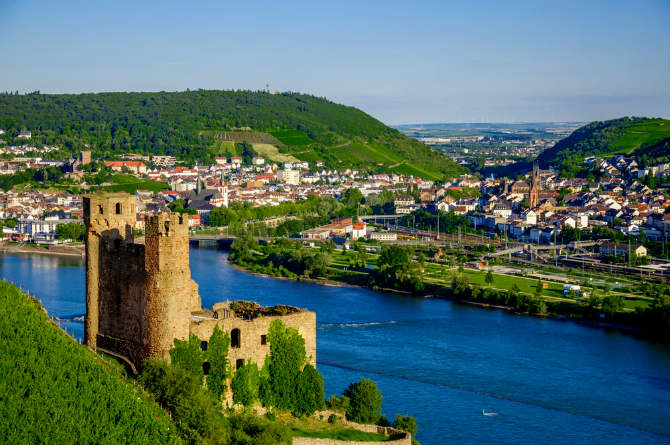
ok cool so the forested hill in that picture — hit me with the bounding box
[536,117,670,175]
[0,90,466,180]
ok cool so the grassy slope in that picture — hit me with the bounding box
[537,117,670,168]
[0,280,182,445]
[0,90,466,180]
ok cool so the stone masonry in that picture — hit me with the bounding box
[191,303,317,371]
[84,192,316,371]
[84,192,200,365]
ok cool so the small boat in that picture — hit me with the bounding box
[482,409,498,416]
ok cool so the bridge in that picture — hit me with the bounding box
[483,240,603,258]
[189,233,274,248]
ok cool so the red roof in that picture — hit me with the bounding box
[105,161,146,168]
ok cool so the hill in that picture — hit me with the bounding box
[536,117,670,175]
[0,280,182,445]
[0,90,467,180]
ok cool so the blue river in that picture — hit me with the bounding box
[1,248,668,444]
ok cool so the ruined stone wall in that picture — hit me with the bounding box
[84,193,200,365]
[190,309,316,370]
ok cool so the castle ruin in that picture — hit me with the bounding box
[83,192,315,369]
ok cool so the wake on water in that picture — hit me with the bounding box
[319,320,398,328]
[55,314,85,323]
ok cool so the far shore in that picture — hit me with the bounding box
[0,243,84,258]
[0,246,658,341]
[227,258,655,341]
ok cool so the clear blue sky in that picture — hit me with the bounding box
[1,0,668,124]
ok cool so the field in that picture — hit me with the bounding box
[327,248,650,310]
[251,143,299,163]
[269,129,314,147]
[609,118,669,153]
[0,280,181,445]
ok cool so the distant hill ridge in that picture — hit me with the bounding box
[536,117,670,172]
[0,90,466,180]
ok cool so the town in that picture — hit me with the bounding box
[1,136,669,282]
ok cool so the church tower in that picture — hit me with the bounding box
[529,161,540,208]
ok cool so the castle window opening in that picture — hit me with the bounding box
[202,361,210,375]
[260,334,267,345]
[201,340,208,351]
[98,205,104,215]
[115,202,121,214]
[231,328,240,348]
[236,359,244,370]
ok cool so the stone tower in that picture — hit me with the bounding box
[84,193,200,365]
[83,193,137,350]
[143,213,200,358]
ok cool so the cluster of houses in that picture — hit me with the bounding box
[1,143,669,258]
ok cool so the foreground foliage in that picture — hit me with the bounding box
[0,280,182,445]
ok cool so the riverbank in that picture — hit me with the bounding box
[0,243,84,257]
[228,257,667,342]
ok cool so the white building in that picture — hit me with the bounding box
[522,210,537,225]
[151,155,176,167]
[278,169,300,185]
[369,231,398,241]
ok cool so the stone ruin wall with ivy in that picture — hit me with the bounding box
[190,308,317,372]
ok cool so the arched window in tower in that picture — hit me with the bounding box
[231,328,241,348]
[115,202,122,214]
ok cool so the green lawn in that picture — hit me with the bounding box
[285,416,391,442]
[95,175,170,193]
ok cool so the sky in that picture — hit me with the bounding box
[1,0,668,125]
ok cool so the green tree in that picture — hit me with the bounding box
[206,325,230,399]
[535,279,543,296]
[231,361,261,406]
[343,377,383,424]
[264,320,307,411]
[342,187,363,207]
[294,364,325,417]
[375,246,423,292]
[169,334,204,385]
[601,294,624,317]
[55,222,85,241]
[485,270,494,285]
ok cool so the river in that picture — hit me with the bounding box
[1,248,668,444]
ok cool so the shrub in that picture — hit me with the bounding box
[138,359,230,443]
[393,414,419,438]
[343,377,383,424]
[228,414,292,445]
[326,394,350,413]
